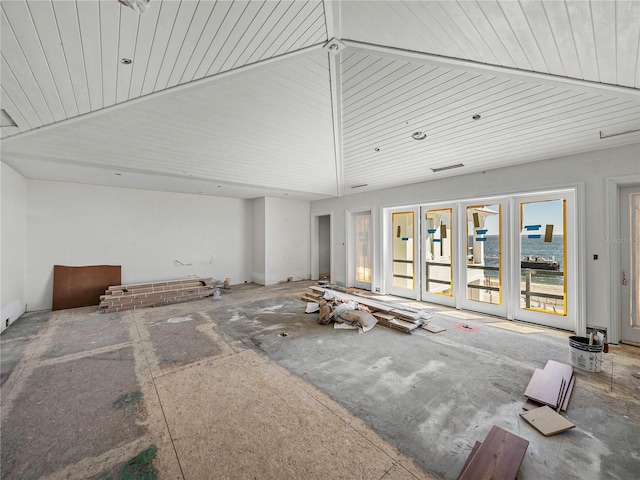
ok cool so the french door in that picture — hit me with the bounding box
[422,205,456,307]
[459,200,508,317]
[387,208,419,298]
[384,189,578,330]
[512,192,575,331]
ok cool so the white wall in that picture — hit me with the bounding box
[252,197,266,285]
[1,162,27,331]
[310,144,640,335]
[26,181,254,311]
[264,197,310,285]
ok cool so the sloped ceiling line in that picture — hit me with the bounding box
[342,39,640,100]
[1,41,327,146]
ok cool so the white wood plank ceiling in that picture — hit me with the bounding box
[1,0,639,199]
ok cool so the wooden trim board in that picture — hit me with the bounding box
[520,406,575,436]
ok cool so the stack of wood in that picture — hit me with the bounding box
[523,360,575,412]
[518,359,576,436]
[303,286,422,333]
[99,277,217,313]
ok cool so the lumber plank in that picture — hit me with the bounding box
[519,406,575,436]
[458,425,528,480]
[421,325,446,333]
[457,441,482,480]
[561,375,575,411]
[523,398,545,411]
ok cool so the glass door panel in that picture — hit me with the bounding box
[354,211,372,289]
[466,203,502,306]
[391,211,415,293]
[423,208,454,304]
[519,199,566,315]
[514,191,575,331]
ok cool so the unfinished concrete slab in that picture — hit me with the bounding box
[1,281,638,479]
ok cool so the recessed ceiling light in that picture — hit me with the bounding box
[472,114,481,120]
[217,185,222,188]
[120,58,132,64]
[412,131,427,140]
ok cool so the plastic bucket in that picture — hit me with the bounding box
[569,336,603,372]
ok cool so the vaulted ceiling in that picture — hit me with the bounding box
[1,0,639,200]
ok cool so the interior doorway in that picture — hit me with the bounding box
[318,215,331,282]
[620,186,640,344]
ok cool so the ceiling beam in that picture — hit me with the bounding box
[327,46,344,197]
[323,0,342,40]
[343,40,640,101]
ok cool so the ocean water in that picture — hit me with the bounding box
[471,235,564,285]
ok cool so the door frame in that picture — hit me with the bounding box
[607,175,640,343]
[383,205,421,299]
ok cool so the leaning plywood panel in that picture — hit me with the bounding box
[52,265,121,311]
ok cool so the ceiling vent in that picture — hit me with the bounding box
[431,163,464,173]
[1,109,18,127]
[349,183,368,189]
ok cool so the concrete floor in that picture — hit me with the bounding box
[1,281,639,479]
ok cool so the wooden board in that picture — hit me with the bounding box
[53,265,121,311]
[519,406,575,436]
[543,360,574,410]
[458,425,529,480]
[523,368,565,408]
[561,375,575,411]
[457,441,482,480]
[421,325,446,333]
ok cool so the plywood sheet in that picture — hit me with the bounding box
[52,265,121,311]
[561,375,576,411]
[520,406,575,436]
[524,368,564,407]
[487,322,545,334]
[458,425,528,480]
[523,398,545,411]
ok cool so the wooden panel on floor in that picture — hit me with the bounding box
[523,398,545,411]
[52,265,121,311]
[458,425,529,480]
[561,375,576,411]
[519,405,575,436]
[457,441,482,480]
[523,368,565,408]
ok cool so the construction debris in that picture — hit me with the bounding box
[523,360,575,412]
[99,277,218,313]
[302,286,431,334]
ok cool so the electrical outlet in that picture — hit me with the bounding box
[375,287,380,292]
